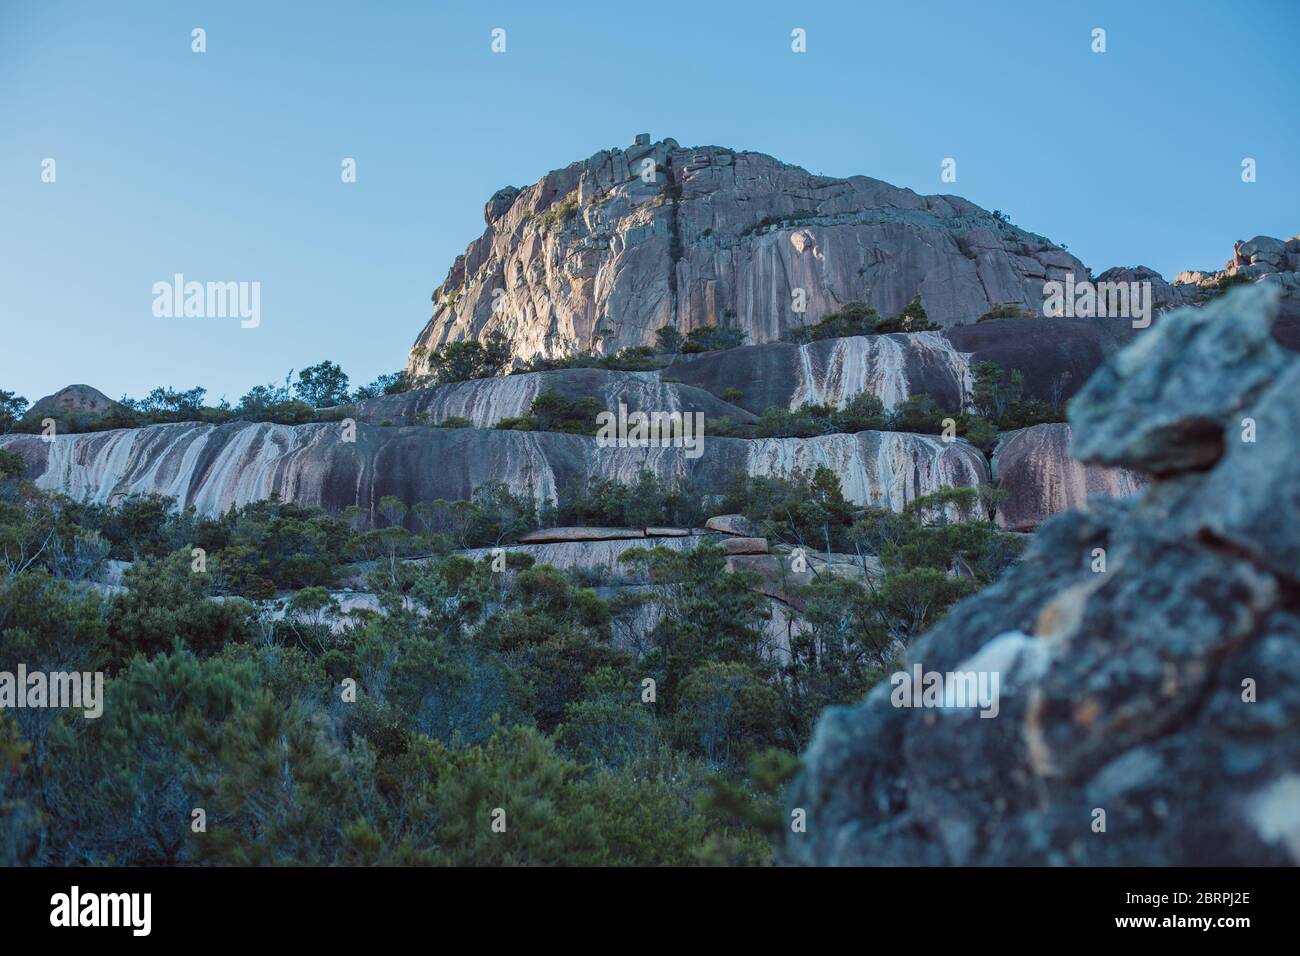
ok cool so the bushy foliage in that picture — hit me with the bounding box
[556,470,705,529]
[680,324,746,353]
[782,295,939,344]
[514,345,666,375]
[0,441,1025,865]
[0,390,28,435]
[496,390,603,434]
[976,302,1033,323]
[412,330,513,385]
[294,360,351,408]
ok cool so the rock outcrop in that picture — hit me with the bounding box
[704,514,753,536]
[518,527,646,544]
[407,132,1300,381]
[21,384,125,432]
[720,536,769,556]
[0,421,990,525]
[382,314,1136,434]
[785,284,1300,865]
[409,137,1090,367]
[667,330,975,413]
[354,367,753,428]
[992,423,1146,532]
[1070,283,1289,476]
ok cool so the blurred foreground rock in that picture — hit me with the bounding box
[786,284,1300,865]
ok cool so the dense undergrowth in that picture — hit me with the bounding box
[0,450,1024,865]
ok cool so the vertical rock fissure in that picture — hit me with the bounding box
[664,152,683,333]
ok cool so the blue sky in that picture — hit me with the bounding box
[1,0,1296,404]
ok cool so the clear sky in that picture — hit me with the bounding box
[1,0,1296,404]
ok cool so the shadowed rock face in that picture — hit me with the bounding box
[20,384,126,433]
[947,317,1133,405]
[784,284,1300,866]
[0,421,989,525]
[410,139,1089,367]
[745,432,987,513]
[353,367,754,428]
[992,423,1146,532]
[668,330,974,412]
[28,384,120,419]
[396,289,1300,427]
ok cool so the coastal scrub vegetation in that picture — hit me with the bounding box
[0,458,1022,865]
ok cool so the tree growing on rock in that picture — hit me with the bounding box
[294,361,351,408]
[0,390,29,434]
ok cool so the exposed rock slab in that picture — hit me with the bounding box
[667,331,974,413]
[0,422,991,525]
[518,527,645,544]
[455,536,696,584]
[720,537,769,556]
[992,423,1146,531]
[704,514,753,536]
[354,367,752,428]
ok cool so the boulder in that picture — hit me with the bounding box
[1069,283,1288,475]
[644,527,690,537]
[1238,235,1287,265]
[785,282,1300,865]
[705,514,753,536]
[484,186,521,225]
[720,536,769,556]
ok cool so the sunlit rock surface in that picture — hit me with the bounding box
[409,138,1089,367]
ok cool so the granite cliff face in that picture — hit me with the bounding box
[992,423,1146,532]
[784,284,1300,865]
[0,421,989,525]
[409,137,1089,368]
[353,367,754,428]
[385,314,1140,434]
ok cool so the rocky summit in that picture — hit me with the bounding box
[408,135,1300,373]
[784,284,1300,866]
[409,137,1090,366]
